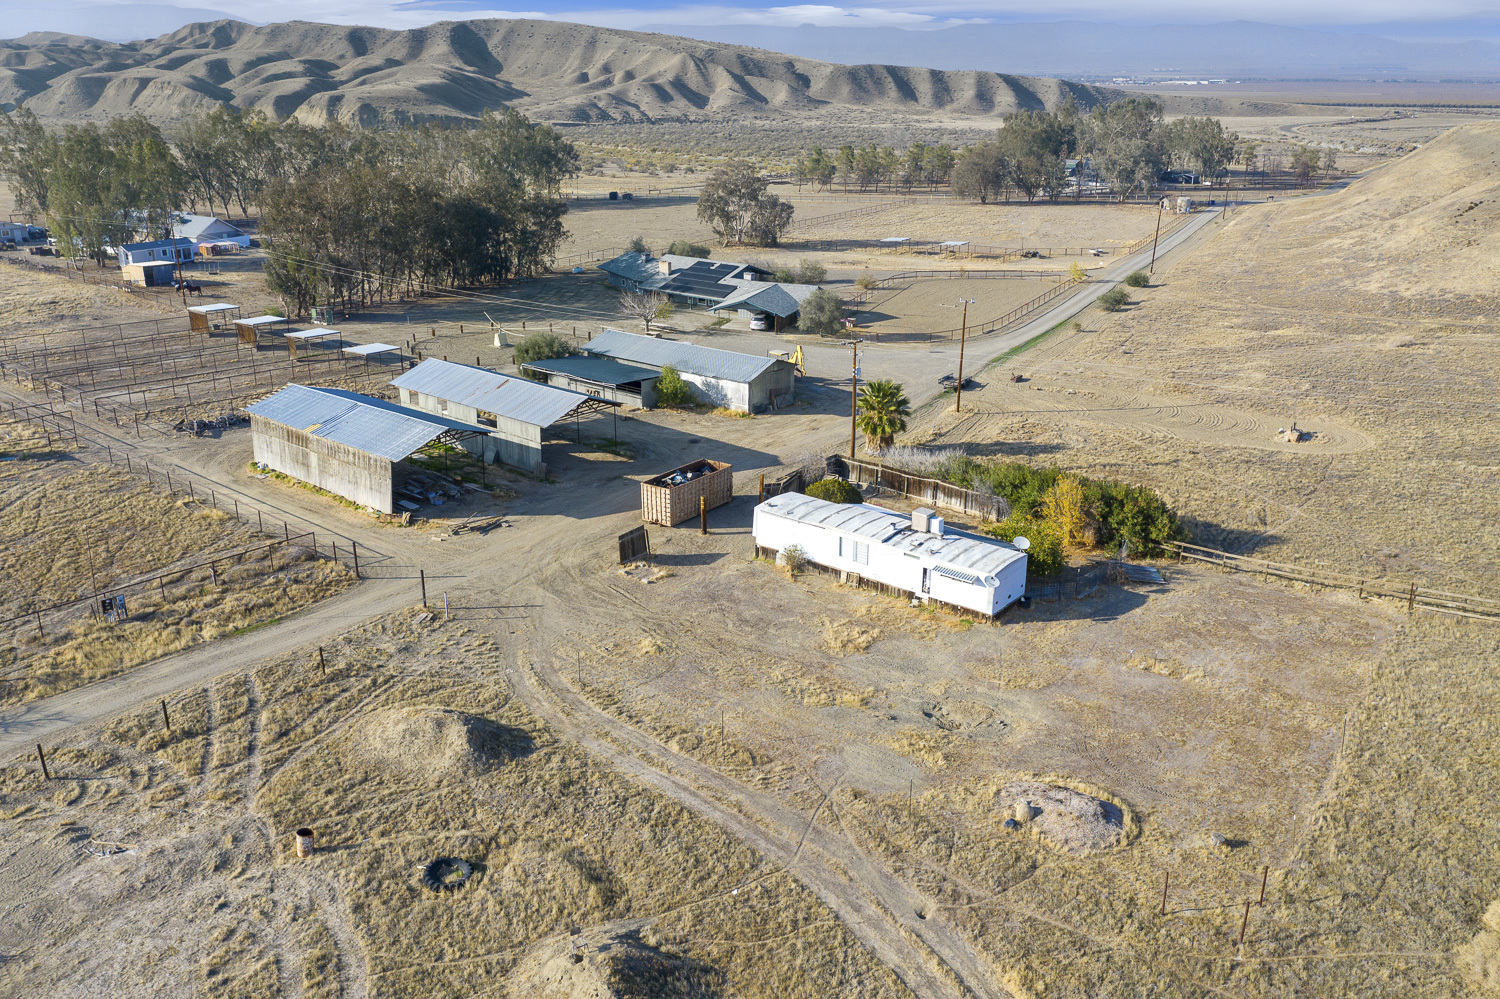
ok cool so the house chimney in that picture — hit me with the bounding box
[658,259,671,275]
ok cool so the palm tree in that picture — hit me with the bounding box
[857,379,910,451]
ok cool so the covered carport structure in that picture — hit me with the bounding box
[246,384,491,514]
[391,358,621,475]
[520,354,661,409]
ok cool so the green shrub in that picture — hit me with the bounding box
[984,515,1065,576]
[805,478,861,504]
[1123,270,1150,288]
[626,235,648,254]
[654,365,696,407]
[1098,287,1131,312]
[514,332,577,367]
[667,240,710,258]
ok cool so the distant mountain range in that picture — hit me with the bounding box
[663,20,1500,81]
[0,18,1124,126]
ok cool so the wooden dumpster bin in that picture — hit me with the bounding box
[641,459,733,526]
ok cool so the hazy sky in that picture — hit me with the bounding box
[30,0,1500,32]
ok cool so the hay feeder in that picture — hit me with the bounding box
[420,857,474,892]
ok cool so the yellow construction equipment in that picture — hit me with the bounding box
[769,344,806,376]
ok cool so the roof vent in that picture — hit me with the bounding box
[930,516,945,537]
[912,507,935,533]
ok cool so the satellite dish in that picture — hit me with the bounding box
[1013,536,1032,551]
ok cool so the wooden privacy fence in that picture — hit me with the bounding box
[829,455,1008,522]
[1167,541,1500,622]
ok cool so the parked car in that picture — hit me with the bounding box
[750,313,772,331]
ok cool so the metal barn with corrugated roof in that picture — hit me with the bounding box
[581,329,795,413]
[390,358,618,475]
[246,384,492,513]
[752,494,1028,617]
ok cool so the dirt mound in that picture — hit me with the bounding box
[511,928,724,999]
[998,780,1132,855]
[0,17,1121,126]
[1458,900,1500,995]
[353,707,529,777]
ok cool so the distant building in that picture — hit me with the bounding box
[707,281,820,332]
[173,214,251,249]
[597,251,773,305]
[581,328,795,413]
[0,220,26,243]
[753,496,1028,617]
[117,237,194,266]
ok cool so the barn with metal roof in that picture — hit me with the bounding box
[246,384,491,513]
[391,358,619,474]
[581,329,795,413]
[752,494,1028,617]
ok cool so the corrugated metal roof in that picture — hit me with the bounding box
[520,354,661,387]
[235,315,285,327]
[758,494,1026,576]
[390,358,598,427]
[247,384,489,461]
[119,237,192,253]
[709,282,819,317]
[583,329,785,383]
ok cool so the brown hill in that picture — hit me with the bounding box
[0,18,1122,127]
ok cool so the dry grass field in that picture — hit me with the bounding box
[0,613,916,999]
[0,458,356,704]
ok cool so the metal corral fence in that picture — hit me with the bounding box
[848,275,1083,345]
[828,455,1008,522]
[0,400,78,453]
[1167,542,1500,622]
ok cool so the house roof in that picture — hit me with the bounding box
[709,282,819,318]
[174,214,244,240]
[119,237,192,253]
[596,252,769,303]
[757,494,1027,577]
[390,358,602,427]
[597,251,662,286]
[247,384,489,462]
[582,329,785,383]
[520,354,662,387]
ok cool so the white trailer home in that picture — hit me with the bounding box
[753,494,1028,617]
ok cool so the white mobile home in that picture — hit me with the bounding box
[753,495,1028,617]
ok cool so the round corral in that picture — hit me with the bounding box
[996,780,1135,854]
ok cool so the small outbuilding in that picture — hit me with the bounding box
[707,282,819,332]
[581,329,795,413]
[123,260,178,287]
[753,495,1028,617]
[233,314,288,346]
[246,384,491,514]
[187,302,241,331]
[391,358,618,474]
[117,237,194,266]
[519,354,661,409]
[642,459,733,527]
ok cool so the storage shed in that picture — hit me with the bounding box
[391,358,617,474]
[642,459,733,526]
[753,495,1028,617]
[246,384,491,514]
[520,354,661,409]
[582,329,795,413]
[123,260,178,287]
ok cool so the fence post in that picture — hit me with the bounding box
[161,698,172,731]
[420,569,427,606]
[352,542,360,579]
[37,744,50,781]
[1408,582,1416,613]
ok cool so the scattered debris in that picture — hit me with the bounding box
[419,857,473,892]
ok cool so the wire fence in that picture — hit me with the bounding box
[0,399,78,453]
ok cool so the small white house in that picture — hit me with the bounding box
[753,494,1028,617]
[117,237,194,266]
[173,213,250,249]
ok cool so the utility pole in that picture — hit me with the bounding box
[1149,197,1165,274]
[842,338,862,459]
[942,298,975,413]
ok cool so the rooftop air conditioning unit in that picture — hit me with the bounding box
[912,507,935,533]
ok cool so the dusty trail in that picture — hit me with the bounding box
[511,655,999,999]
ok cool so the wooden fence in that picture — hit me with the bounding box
[829,455,1007,521]
[1167,541,1500,622]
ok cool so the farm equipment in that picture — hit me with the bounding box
[769,344,806,376]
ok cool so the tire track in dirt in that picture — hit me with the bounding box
[513,656,1003,999]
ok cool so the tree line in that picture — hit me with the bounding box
[0,105,579,315]
[795,143,958,193]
